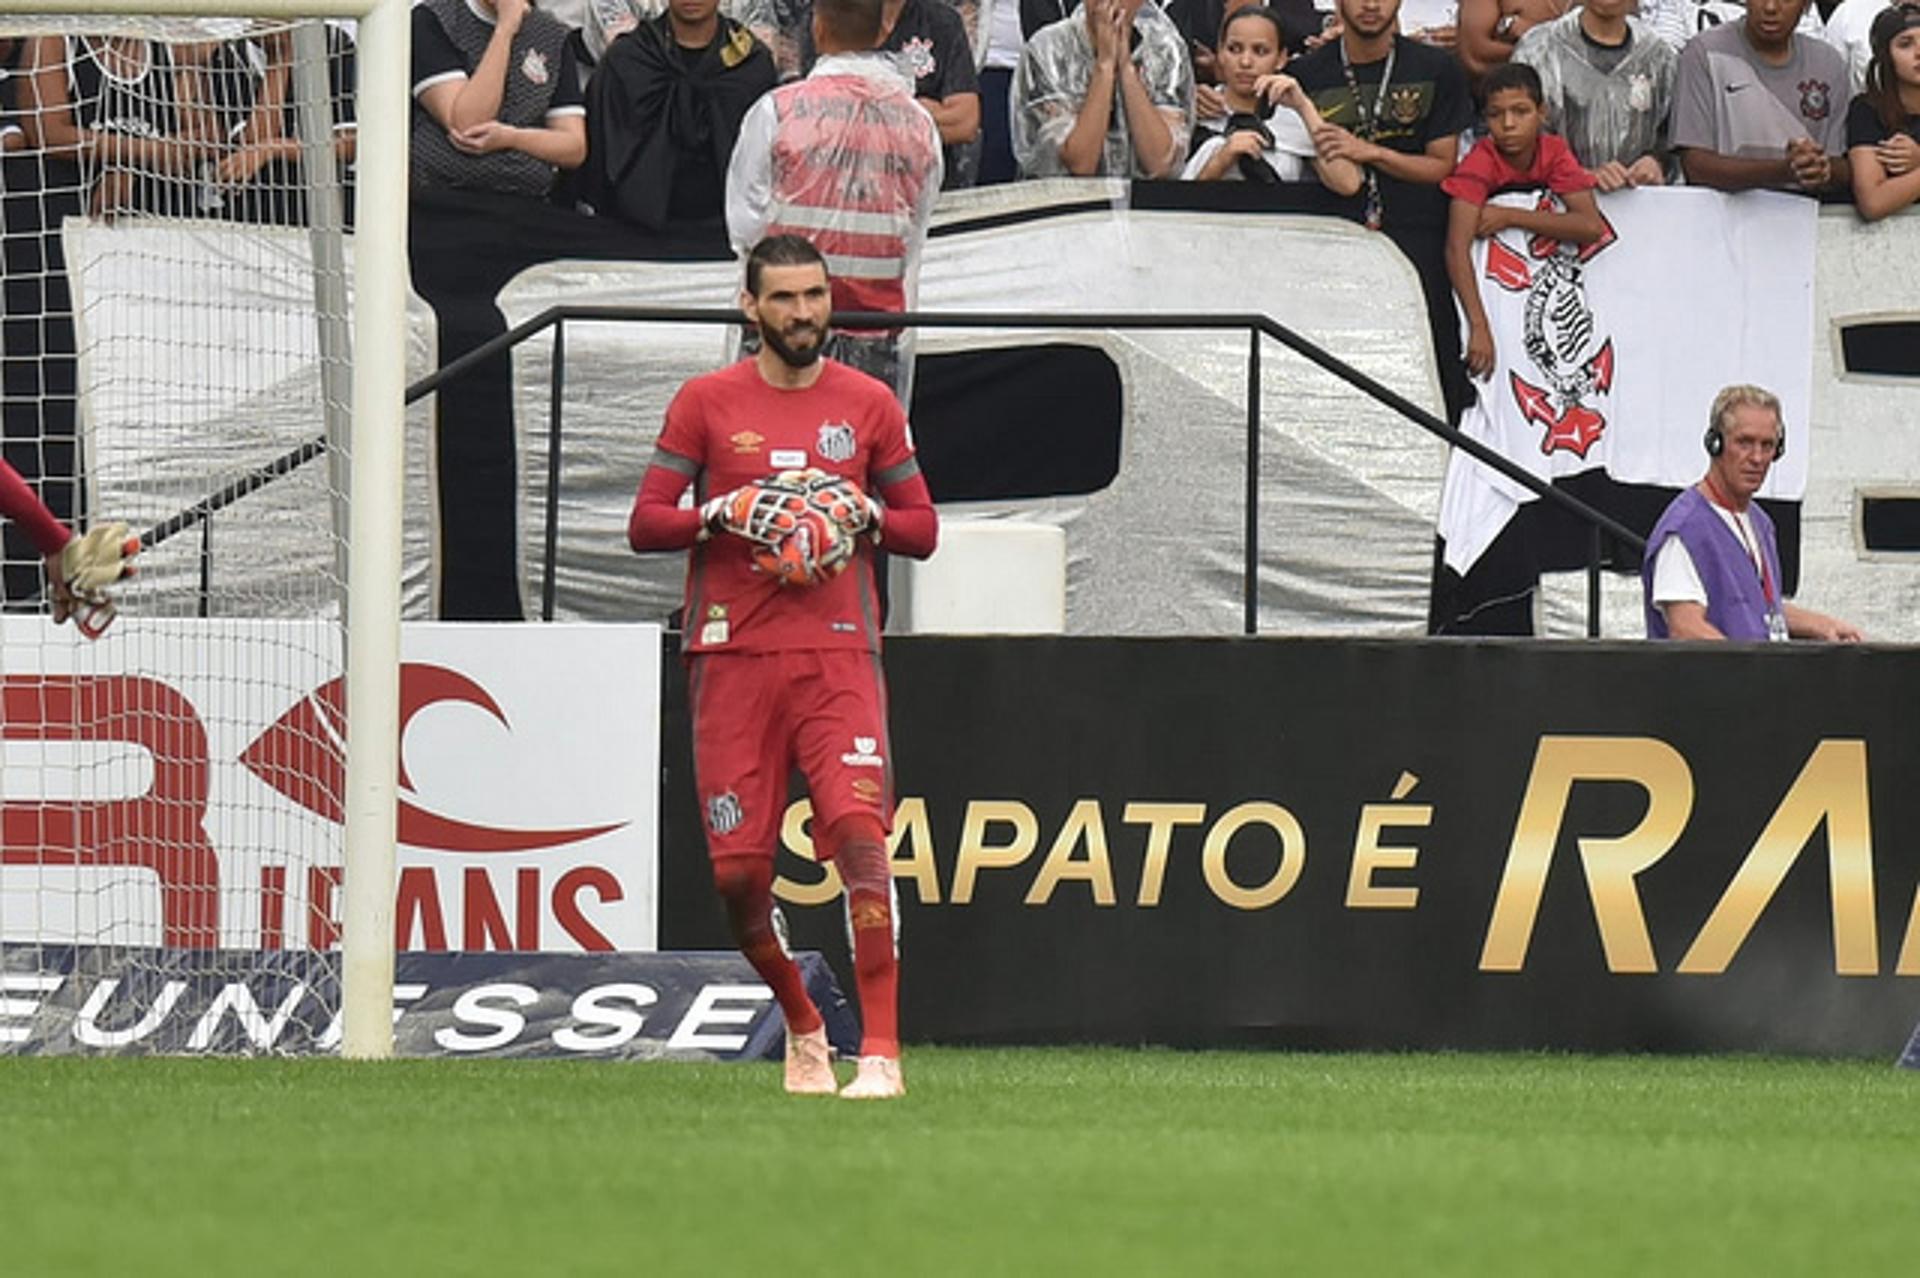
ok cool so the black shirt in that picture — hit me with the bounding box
[1288,34,1472,230]
[1845,92,1920,149]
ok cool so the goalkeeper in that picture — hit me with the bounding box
[628,234,937,1101]
[0,458,137,635]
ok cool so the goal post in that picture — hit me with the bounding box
[0,0,406,1058]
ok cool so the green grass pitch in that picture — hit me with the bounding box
[3,1049,1916,1275]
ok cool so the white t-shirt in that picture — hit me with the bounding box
[1823,0,1890,96]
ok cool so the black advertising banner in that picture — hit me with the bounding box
[659,638,1920,1056]
[0,948,856,1059]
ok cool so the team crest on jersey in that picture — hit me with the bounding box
[1797,79,1830,122]
[816,421,856,463]
[1627,73,1652,113]
[1386,86,1424,127]
[521,49,550,85]
[730,430,764,454]
[706,790,744,835]
[898,36,936,83]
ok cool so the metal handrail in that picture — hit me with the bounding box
[152,305,1646,633]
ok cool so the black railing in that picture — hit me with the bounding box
[154,306,1647,634]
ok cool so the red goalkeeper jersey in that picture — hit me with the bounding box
[630,357,936,654]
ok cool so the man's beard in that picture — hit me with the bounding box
[761,319,825,369]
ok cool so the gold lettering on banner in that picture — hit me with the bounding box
[1201,802,1305,910]
[777,797,938,904]
[1025,799,1117,906]
[1347,772,1429,910]
[1897,885,1920,976]
[1480,737,1691,973]
[775,799,842,905]
[888,797,940,904]
[1122,802,1208,905]
[1678,740,1878,976]
[951,800,1040,903]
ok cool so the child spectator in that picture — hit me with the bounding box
[1512,0,1676,187]
[1442,61,1605,381]
[1848,0,1920,217]
[1182,5,1361,190]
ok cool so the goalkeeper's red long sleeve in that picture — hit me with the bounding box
[627,463,705,552]
[874,471,937,559]
[0,460,71,559]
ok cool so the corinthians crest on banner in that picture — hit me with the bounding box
[1438,187,1816,574]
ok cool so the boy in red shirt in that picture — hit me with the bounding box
[1443,61,1607,380]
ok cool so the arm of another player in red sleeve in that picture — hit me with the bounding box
[872,461,937,559]
[627,449,707,552]
[0,460,72,558]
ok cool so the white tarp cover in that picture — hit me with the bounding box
[59,186,1920,640]
[494,180,1451,636]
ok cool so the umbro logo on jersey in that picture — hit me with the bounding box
[730,431,764,454]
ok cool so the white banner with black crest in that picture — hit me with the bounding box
[1438,187,1815,573]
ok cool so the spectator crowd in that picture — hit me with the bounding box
[1,0,1913,226]
[0,0,1913,620]
[6,0,1910,430]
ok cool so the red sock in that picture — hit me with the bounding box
[825,814,898,1058]
[713,857,821,1036]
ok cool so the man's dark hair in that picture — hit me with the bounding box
[1481,61,1544,106]
[814,0,883,49]
[745,234,828,295]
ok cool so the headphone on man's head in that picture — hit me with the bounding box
[1704,410,1786,460]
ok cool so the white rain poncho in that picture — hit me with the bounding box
[1512,11,1679,171]
[1011,3,1194,178]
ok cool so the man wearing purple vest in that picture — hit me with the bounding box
[1643,384,1862,642]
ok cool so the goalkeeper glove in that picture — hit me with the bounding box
[47,523,139,639]
[800,473,884,540]
[700,481,806,546]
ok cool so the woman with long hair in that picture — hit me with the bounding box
[1848,2,1920,220]
[1181,5,1361,190]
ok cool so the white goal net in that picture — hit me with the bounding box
[0,5,405,1056]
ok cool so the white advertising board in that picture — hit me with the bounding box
[0,621,660,952]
